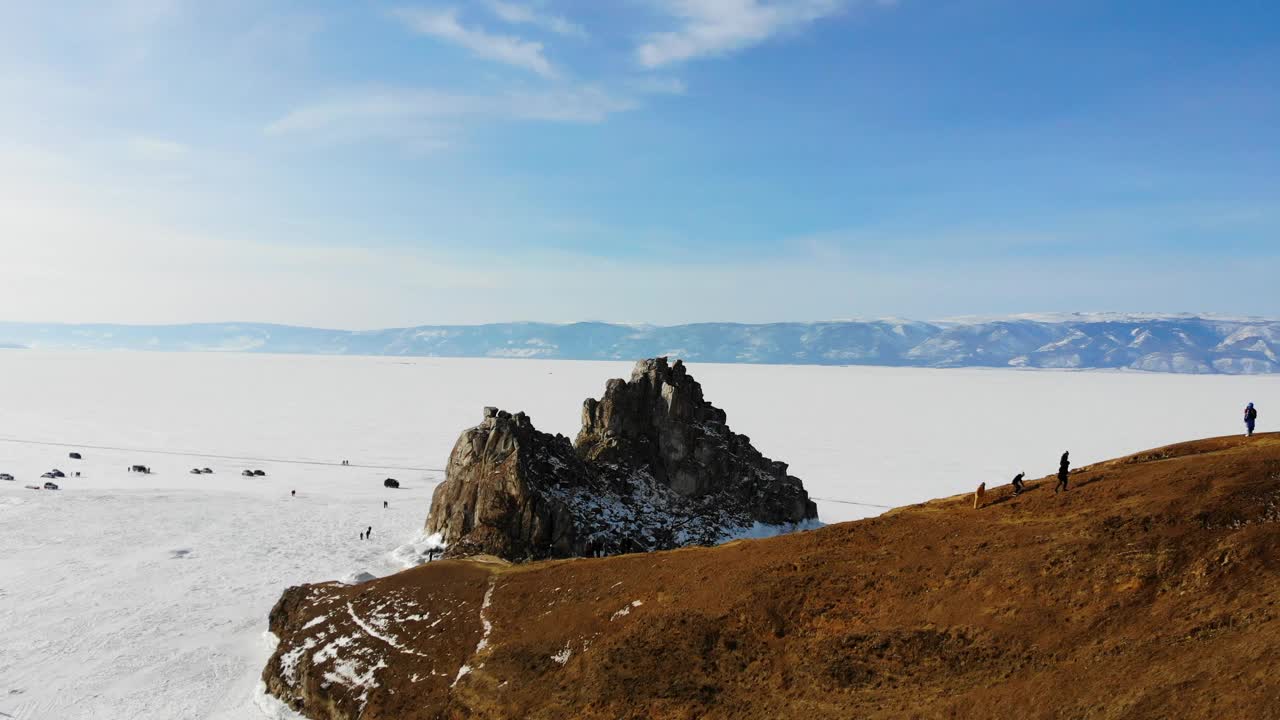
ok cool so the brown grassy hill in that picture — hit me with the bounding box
[263,434,1280,720]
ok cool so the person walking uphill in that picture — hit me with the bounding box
[1055,451,1070,494]
[1011,472,1026,496]
[1245,403,1258,436]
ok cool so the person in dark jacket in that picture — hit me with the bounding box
[1011,471,1026,495]
[1055,451,1070,493]
[1245,403,1258,436]
[366,526,372,540]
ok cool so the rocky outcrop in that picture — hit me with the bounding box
[265,433,1280,720]
[425,358,817,561]
[578,357,815,524]
[424,407,597,560]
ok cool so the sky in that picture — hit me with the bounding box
[0,0,1277,329]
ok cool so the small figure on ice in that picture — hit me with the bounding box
[1244,402,1258,436]
[383,500,388,509]
[291,489,296,497]
[366,526,372,540]
[1054,451,1070,494]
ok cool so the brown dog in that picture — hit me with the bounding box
[973,482,987,509]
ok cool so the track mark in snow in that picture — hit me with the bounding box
[345,602,432,658]
[452,577,497,688]
[475,582,495,652]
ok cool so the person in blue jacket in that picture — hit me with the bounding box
[1244,403,1258,436]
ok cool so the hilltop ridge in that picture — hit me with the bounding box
[3,315,1279,373]
[263,433,1280,719]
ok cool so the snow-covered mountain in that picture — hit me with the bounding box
[1,315,1277,374]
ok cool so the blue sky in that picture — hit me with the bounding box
[1,0,1276,328]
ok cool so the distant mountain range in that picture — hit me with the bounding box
[1,314,1277,374]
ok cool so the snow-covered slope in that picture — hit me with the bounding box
[1,315,1278,373]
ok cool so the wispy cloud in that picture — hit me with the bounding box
[265,86,637,146]
[637,0,849,68]
[485,1,587,38]
[391,6,557,78]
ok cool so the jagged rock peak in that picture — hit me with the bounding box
[578,358,731,494]
[576,358,810,520]
[426,358,818,562]
[425,406,593,560]
[581,358,722,442]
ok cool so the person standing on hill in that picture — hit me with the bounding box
[1055,452,1070,494]
[1245,403,1258,436]
[1011,472,1026,495]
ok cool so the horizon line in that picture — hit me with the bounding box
[0,312,1277,332]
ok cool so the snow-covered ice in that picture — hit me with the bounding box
[0,350,1277,719]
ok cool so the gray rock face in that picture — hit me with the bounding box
[425,358,818,561]
[425,407,593,560]
[577,358,815,524]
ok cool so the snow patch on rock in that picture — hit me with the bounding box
[390,532,447,569]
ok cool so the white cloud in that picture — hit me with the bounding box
[485,1,587,38]
[637,0,847,68]
[265,86,637,145]
[391,6,557,78]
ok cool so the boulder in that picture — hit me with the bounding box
[425,359,818,562]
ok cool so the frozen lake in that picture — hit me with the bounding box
[0,351,1275,719]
